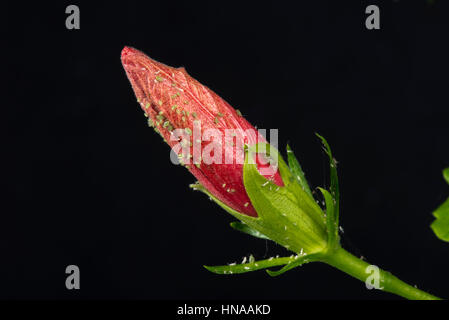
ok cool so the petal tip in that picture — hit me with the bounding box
[121,46,134,59]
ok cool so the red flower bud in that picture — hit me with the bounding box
[121,46,283,217]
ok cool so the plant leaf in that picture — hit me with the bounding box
[286,144,314,199]
[316,134,340,246]
[266,253,321,277]
[431,199,449,242]
[443,167,449,184]
[230,221,270,240]
[204,256,298,275]
[431,168,449,242]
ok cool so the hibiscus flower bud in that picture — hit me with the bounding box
[121,46,283,217]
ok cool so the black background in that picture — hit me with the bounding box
[3,0,449,300]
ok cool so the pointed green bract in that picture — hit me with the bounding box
[266,253,322,277]
[204,256,299,275]
[318,187,338,249]
[230,221,270,240]
[316,134,340,247]
[286,144,314,199]
[431,168,449,242]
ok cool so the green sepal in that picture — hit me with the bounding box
[286,144,314,199]
[242,143,327,254]
[191,142,329,276]
[316,134,340,247]
[189,182,259,224]
[431,168,449,242]
[266,253,322,277]
[230,221,270,240]
[317,187,339,250]
[204,255,303,275]
[190,182,270,240]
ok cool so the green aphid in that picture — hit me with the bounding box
[214,117,219,124]
[192,112,197,118]
[158,100,163,106]
[185,128,192,135]
[181,139,190,148]
[155,75,164,82]
[236,109,242,116]
[217,112,224,117]
[147,118,154,127]
[171,105,178,111]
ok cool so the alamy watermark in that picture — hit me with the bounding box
[65,5,80,30]
[65,265,80,290]
[168,121,279,176]
[365,5,380,30]
[365,264,384,290]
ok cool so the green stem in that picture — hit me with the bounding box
[323,246,442,300]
